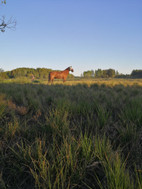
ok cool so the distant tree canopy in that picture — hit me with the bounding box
[1,68,142,80]
[83,70,94,77]
[131,70,142,78]
[0,68,74,79]
[82,69,142,78]
[94,69,103,78]
[83,69,116,78]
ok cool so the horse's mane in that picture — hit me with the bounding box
[65,66,72,71]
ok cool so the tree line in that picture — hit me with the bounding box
[0,68,74,79]
[82,69,142,78]
[82,69,117,78]
[0,68,142,79]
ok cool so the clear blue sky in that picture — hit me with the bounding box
[0,0,142,76]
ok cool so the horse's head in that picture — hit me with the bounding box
[69,66,74,72]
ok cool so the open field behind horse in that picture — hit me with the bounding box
[1,77,142,87]
[0,79,142,188]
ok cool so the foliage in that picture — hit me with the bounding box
[95,69,104,78]
[83,68,116,78]
[131,70,142,78]
[95,68,116,78]
[103,69,115,78]
[83,69,142,79]
[83,70,94,77]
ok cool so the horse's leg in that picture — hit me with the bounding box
[48,73,51,83]
[63,76,67,82]
[48,78,53,84]
[49,75,54,84]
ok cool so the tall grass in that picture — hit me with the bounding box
[0,79,142,188]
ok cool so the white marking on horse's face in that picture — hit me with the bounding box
[69,66,74,72]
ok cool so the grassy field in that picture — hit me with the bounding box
[0,78,142,189]
[1,77,142,87]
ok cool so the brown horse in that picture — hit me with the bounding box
[49,66,74,83]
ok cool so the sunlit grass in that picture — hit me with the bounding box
[1,77,142,87]
[44,78,142,87]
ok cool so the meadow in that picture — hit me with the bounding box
[0,78,142,189]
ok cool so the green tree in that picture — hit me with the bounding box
[106,69,115,78]
[95,69,103,78]
[95,69,116,78]
[83,70,94,77]
[131,70,142,78]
